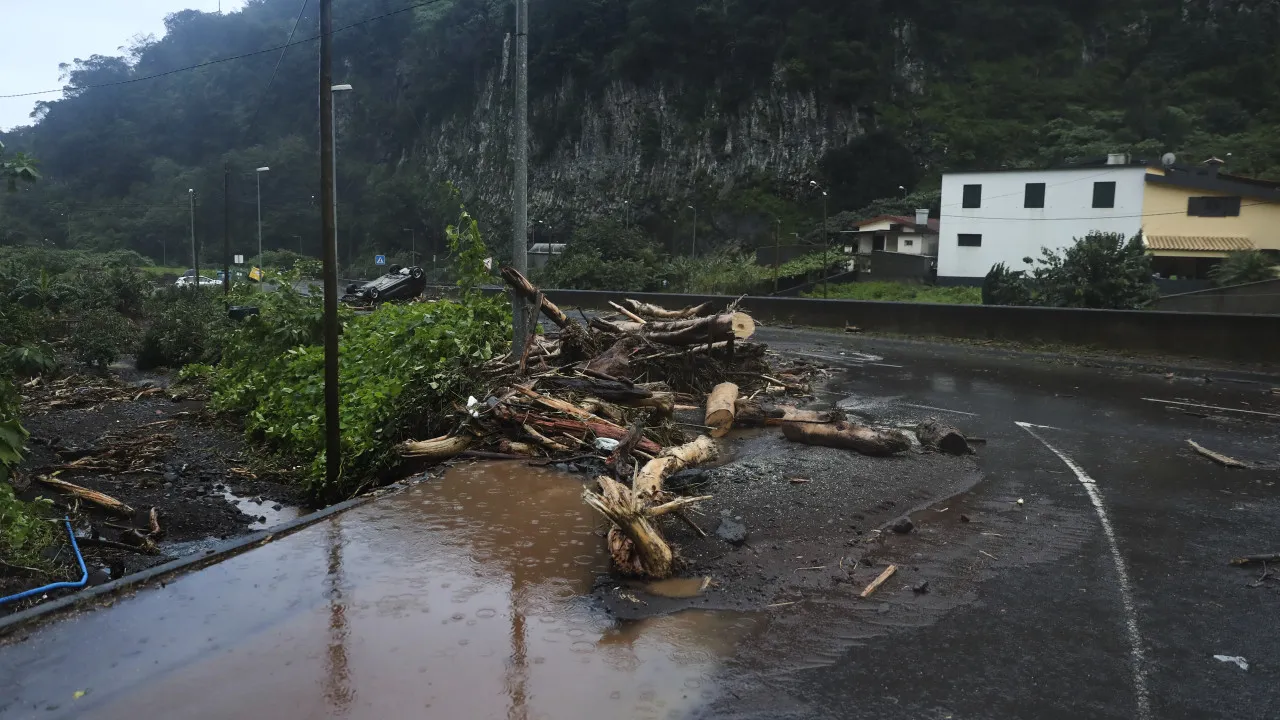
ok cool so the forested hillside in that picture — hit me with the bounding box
[1,0,1278,265]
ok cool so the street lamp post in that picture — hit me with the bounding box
[402,228,415,265]
[810,181,829,298]
[773,217,782,294]
[687,204,697,258]
[187,188,196,271]
[256,166,270,269]
[623,200,630,228]
[330,83,352,275]
[293,235,303,255]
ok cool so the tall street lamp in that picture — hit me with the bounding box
[256,166,270,269]
[331,83,353,274]
[293,234,303,255]
[402,227,415,265]
[687,204,697,259]
[810,180,829,298]
[188,188,196,270]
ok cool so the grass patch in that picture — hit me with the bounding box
[807,281,981,304]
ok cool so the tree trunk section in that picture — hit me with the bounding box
[781,421,910,456]
[633,435,718,500]
[705,382,739,438]
[916,419,973,455]
[622,299,714,319]
[400,434,472,460]
[500,266,570,329]
[582,477,674,578]
[604,313,755,345]
[586,336,644,379]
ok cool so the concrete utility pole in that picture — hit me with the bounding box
[811,180,829,298]
[403,228,415,264]
[318,0,342,491]
[331,83,352,278]
[773,217,781,293]
[688,205,697,258]
[256,166,270,269]
[511,0,530,353]
[188,188,197,271]
[223,164,231,295]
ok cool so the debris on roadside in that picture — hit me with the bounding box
[916,418,974,455]
[891,517,915,534]
[395,268,974,580]
[1187,439,1249,468]
[1213,655,1249,671]
[1229,553,1280,567]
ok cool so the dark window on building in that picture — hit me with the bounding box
[1187,196,1242,217]
[1024,183,1046,208]
[957,234,982,247]
[962,184,982,208]
[872,235,886,251]
[1092,181,1116,209]
[903,239,914,247]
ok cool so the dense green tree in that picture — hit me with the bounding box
[1209,251,1280,287]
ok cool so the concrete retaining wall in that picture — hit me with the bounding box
[1152,278,1280,315]
[538,289,1280,364]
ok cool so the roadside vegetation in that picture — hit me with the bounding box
[1209,250,1279,287]
[982,231,1159,310]
[805,282,981,304]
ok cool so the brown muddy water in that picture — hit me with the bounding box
[0,463,759,720]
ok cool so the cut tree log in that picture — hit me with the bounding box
[917,418,974,455]
[704,382,739,438]
[1230,553,1280,567]
[619,392,675,417]
[400,434,473,460]
[733,398,786,427]
[1187,439,1249,468]
[601,313,756,345]
[633,435,719,500]
[583,476,712,579]
[622,298,714,320]
[36,476,135,516]
[781,421,910,457]
[497,440,538,456]
[521,414,662,455]
[523,424,572,453]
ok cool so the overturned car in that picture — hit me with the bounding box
[342,265,426,304]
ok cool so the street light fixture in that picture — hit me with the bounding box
[330,84,353,274]
[811,181,829,298]
[256,166,270,270]
[187,188,196,272]
[687,204,697,259]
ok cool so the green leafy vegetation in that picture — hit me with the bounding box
[200,212,509,501]
[982,232,1158,309]
[1209,251,1279,287]
[807,282,981,304]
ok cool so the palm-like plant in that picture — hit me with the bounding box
[1210,251,1279,287]
[1,140,40,192]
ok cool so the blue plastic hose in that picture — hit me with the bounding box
[0,518,88,606]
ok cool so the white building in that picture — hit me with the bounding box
[841,211,939,257]
[937,162,1147,283]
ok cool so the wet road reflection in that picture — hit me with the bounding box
[0,463,759,720]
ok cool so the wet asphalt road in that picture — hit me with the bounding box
[2,329,1278,719]
[734,328,1280,720]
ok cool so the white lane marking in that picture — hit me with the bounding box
[902,403,978,417]
[867,362,905,369]
[1016,422,1151,720]
[1142,398,1280,419]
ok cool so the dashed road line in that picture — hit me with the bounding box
[1141,398,1280,419]
[1016,421,1151,720]
[902,403,978,417]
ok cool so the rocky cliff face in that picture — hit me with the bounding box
[415,66,869,222]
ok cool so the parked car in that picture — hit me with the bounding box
[342,265,426,304]
[174,271,219,288]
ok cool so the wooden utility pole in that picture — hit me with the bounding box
[222,164,231,295]
[318,0,342,489]
[511,0,530,353]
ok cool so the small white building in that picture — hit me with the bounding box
[841,211,939,257]
[937,160,1147,283]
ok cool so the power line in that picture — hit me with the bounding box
[938,200,1271,222]
[0,0,448,100]
[242,0,312,141]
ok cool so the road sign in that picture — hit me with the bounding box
[234,254,244,264]
[375,254,386,266]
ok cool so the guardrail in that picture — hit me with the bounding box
[507,288,1279,365]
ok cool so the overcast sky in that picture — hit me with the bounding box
[1,1,248,131]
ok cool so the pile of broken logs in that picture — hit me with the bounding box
[399,268,972,579]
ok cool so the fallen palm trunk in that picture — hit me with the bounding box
[917,419,973,455]
[36,476,135,516]
[622,298,714,320]
[704,383,739,438]
[734,398,786,427]
[1187,439,1249,468]
[400,434,473,460]
[781,421,910,456]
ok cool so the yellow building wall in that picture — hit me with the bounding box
[1142,181,1280,251]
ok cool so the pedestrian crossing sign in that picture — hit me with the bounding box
[375,255,386,265]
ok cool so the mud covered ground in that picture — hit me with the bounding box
[3,367,303,610]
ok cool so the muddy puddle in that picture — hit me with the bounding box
[0,462,760,720]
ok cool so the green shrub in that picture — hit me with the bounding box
[982,263,1034,306]
[1210,251,1278,287]
[136,288,232,370]
[69,308,135,367]
[807,281,982,304]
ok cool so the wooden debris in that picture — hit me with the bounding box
[1187,439,1249,468]
[400,434,472,460]
[781,421,911,456]
[917,418,974,455]
[599,313,756,345]
[36,476,135,516]
[858,564,898,598]
[621,298,714,320]
[148,507,163,538]
[704,382,739,438]
[634,436,718,500]
[1230,553,1280,567]
[608,301,647,325]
